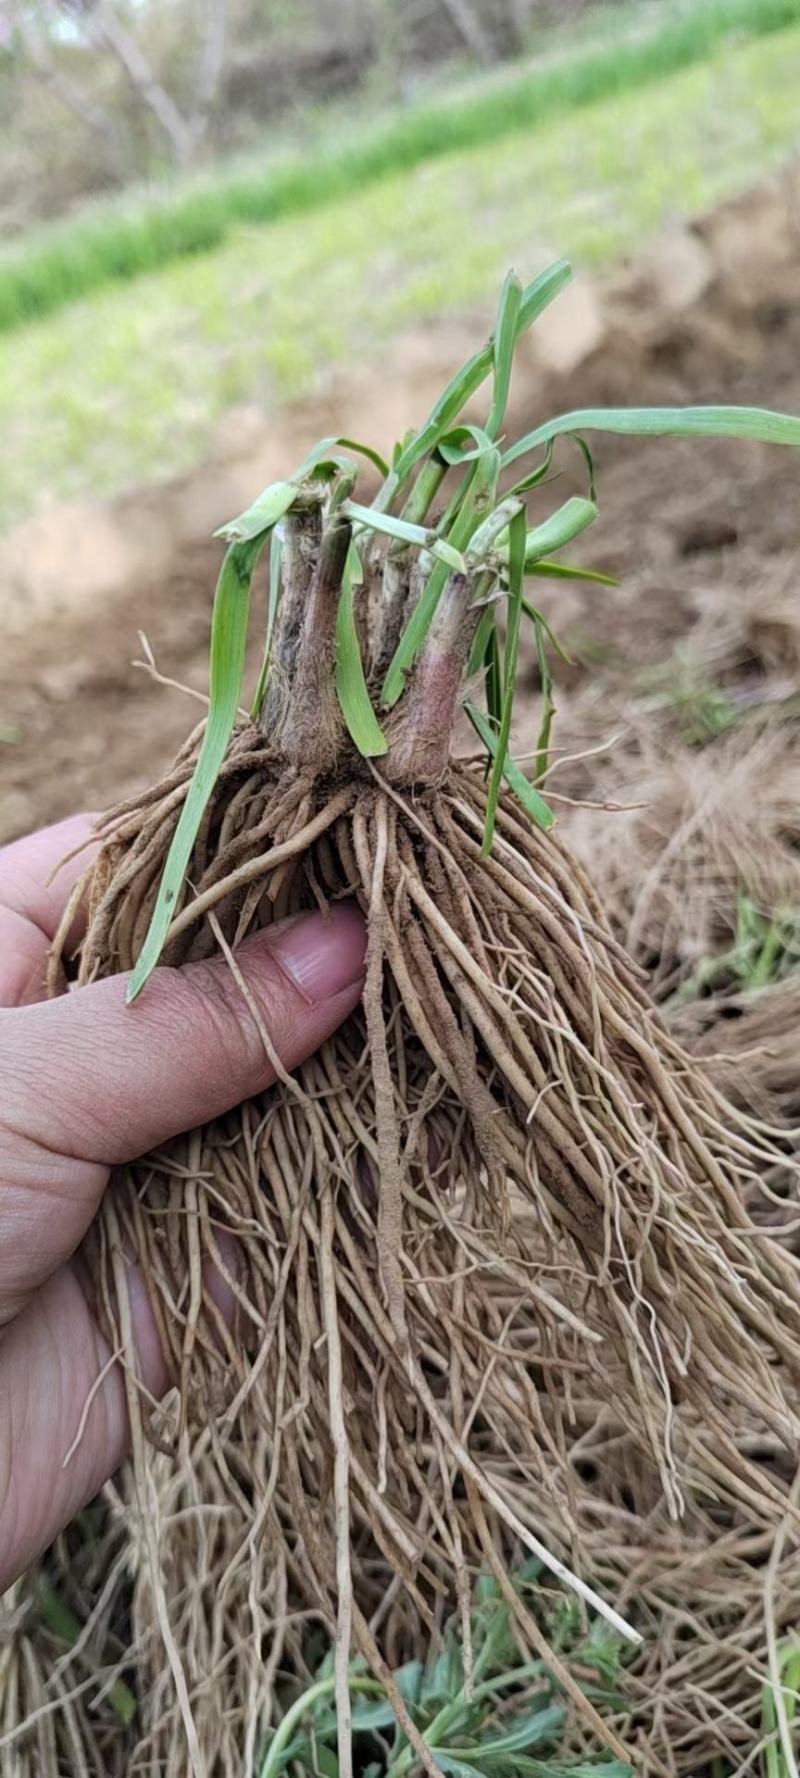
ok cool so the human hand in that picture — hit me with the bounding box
[0,814,366,1590]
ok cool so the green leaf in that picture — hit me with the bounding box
[527,559,618,588]
[335,547,388,758]
[438,424,498,466]
[530,608,556,782]
[377,260,571,506]
[342,500,466,572]
[382,447,500,707]
[487,270,522,440]
[128,536,264,1000]
[394,1660,425,1704]
[465,1702,565,1755]
[507,439,554,497]
[481,505,526,854]
[215,480,296,543]
[297,435,390,478]
[429,1754,491,1778]
[349,1697,398,1733]
[467,609,503,734]
[515,498,597,567]
[467,496,524,562]
[468,606,496,678]
[466,703,555,834]
[521,599,574,666]
[502,404,800,469]
[250,528,283,719]
[311,1742,339,1778]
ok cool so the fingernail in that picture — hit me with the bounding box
[270,903,366,1002]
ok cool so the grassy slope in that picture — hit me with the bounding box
[2,0,800,332]
[2,22,799,533]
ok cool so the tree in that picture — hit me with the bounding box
[4,0,230,170]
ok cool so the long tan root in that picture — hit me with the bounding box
[41,721,800,1772]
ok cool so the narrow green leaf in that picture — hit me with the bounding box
[485,623,503,734]
[468,496,524,561]
[335,549,388,758]
[530,610,556,782]
[520,498,597,566]
[400,455,448,528]
[429,1753,490,1778]
[467,606,496,679]
[312,1743,339,1778]
[297,434,390,478]
[250,529,283,719]
[502,404,800,469]
[466,704,554,835]
[376,260,572,508]
[521,599,573,665]
[487,271,522,440]
[507,439,554,497]
[527,559,618,587]
[382,448,500,707]
[438,424,497,466]
[128,536,264,1000]
[482,506,527,855]
[342,500,466,571]
[573,433,597,504]
[442,1702,566,1757]
[215,480,296,543]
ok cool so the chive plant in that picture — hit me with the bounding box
[53,265,800,1778]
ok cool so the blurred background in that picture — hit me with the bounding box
[1,0,800,909]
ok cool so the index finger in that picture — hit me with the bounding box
[0,814,101,936]
[0,814,101,1006]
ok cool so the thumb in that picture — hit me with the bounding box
[0,904,366,1309]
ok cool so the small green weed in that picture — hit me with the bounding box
[666,890,800,1011]
[258,1568,632,1778]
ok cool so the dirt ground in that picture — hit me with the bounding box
[2,172,800,845]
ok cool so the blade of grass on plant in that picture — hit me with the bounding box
[527,559,618,587]
[529,608,556,782]
[487,271,522,440]
[484,508,548,852]
[297,435,391,479]
[382,447,501,706]
[502,405,800,469]
[215,480,297,544]
[468,496,525,562]
[438,424,498,466]
[250,528,283,719]
[376,260,572,509]
[335,547,388,758]
[466,704,554,843]
[467,608,504,738]
[128,534,264,1000]
[342,500,467,571]
[521,600,573,665]
[502,497,597,568]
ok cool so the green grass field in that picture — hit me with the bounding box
[2,0,799,334]
[2,17,799,533]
